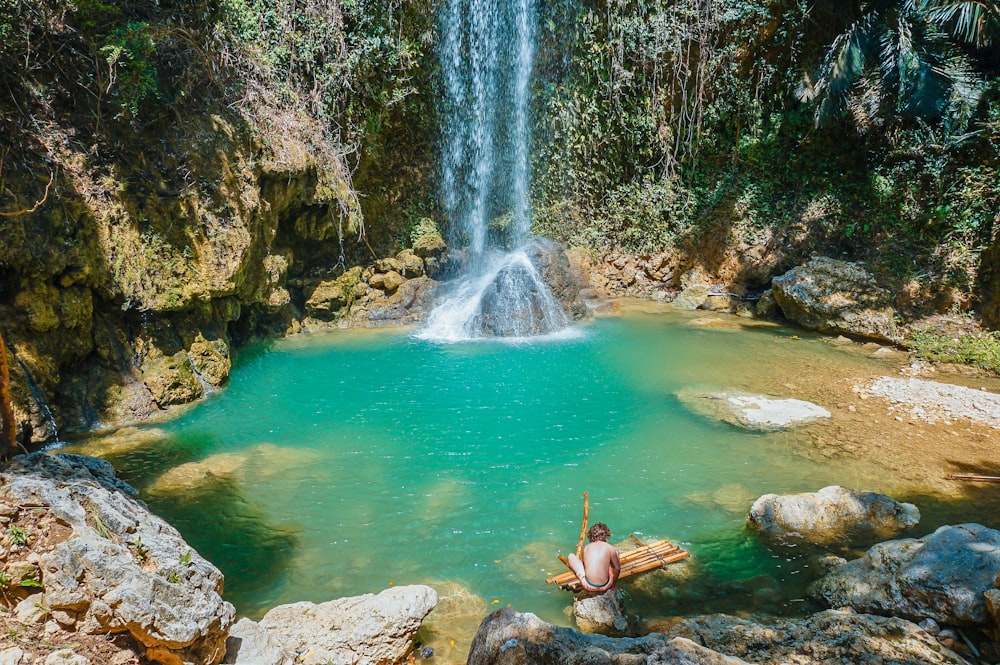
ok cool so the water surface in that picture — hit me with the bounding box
[68,307,1000,645]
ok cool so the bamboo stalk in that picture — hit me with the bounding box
[947,474,1000,483]
[576,491,589,558]
[0,331,15,459]
[630,534,646,548]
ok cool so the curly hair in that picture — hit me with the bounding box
[588,522,611,542]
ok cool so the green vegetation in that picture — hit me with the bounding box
[906,328,1000,371]
[6,525,29,546]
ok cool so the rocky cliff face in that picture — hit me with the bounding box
[0,108,371,443]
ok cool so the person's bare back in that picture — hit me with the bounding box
[567,522,621,592]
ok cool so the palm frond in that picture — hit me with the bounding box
[917,0,1000,46]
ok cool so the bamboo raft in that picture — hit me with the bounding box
[544,492,691,593]
[545,534,691,592]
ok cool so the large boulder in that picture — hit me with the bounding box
[523,238,588,321]
[747,486,920,546]
[225,586,437,665]
[667,609,969,665]
[466,608,745,665]
[771,257,898,341]
[1,453,235,665]
[813,523,1000,626]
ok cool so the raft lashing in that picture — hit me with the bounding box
[546,534,691,592]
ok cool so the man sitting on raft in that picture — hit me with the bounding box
[568,522,621,592]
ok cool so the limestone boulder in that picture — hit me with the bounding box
[747,486,920,546]
[363,276,437,324]
[672,267,713,311]
[466,609,745,665]
[678,390,831,431]
[395,249,425,278]
[229,586,437,665]
[304,268,365,317]
[813,523,1000,626]
[772,257,898,341]
[572,588,630,636]
[668,610,969,665]
[1,453,235,665]
[140,351,204,407]
[375,257,403,274]
[369,270,406,294]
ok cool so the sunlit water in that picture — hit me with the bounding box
[65,307,1000,654]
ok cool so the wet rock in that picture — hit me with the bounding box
[187,334,231,387]
[412,226,448,260]
[772,257,898,341]
[668,609,969,665]
[678,390,831,431]
[468,608,730,665]
[1,453,235,665]
[417,582,489,665]
[241,586,437,665]
[363,276,437,324]
[755,289,777,318]
[813,523,1000,626]
[524,237,588,321]
[140,351,204,407]
[747,486,920,546]
[573,588,630,636]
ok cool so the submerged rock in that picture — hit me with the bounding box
[771,257,898,341]
[1,453,235,665]
[678,390,831,431]
[747,486,920,547]
[225,586,437,665]
[813,523,1000,626]
[668,609,969,665]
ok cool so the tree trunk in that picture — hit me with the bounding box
[0,331,16,459]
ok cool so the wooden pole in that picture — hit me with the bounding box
[947,474,1000,483]
[576,491,589,558]
[0,331,16,459]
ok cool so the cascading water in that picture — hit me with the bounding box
[421,0,572,341]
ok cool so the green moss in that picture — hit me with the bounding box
[904,330,1000,374]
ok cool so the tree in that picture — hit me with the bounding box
[918,0,1000,46]
[798,0,983,129]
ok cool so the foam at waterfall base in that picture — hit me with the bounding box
[417,250,581,343]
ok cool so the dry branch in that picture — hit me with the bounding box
[0,170,54,217]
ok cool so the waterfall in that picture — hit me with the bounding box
[423,0,572,341]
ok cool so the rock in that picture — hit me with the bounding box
[304,268,365,317]
[467,608,700,665]
[254,586,437,665]
[919,617,941,635]
[572,588,630,636]
[363,276,437,324]
[187,335,231,387]
[412,222,448,260]
[223,617,290,665]
[772,257,898,341]
[43,650,90,665]
[14,595,49,623]
[1,453,234,665]
[678,390,831,431]
[0,648,25,665]
[369,270,406,294]
[375,257,403,274]
[755,289,777,318]
[703,294,732,312]
[523,237,588,321]
[673,267,713,310]
[395,249,425,278]
[417,582,489,665]
[747,486,920,546]
[813,523,1000,626]
[5,560,42,587]
[668,609,969,665]
[140,352,204,407]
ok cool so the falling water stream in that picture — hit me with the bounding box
[424,0,569,340]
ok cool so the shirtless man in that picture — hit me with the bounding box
[567,522,620,593]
